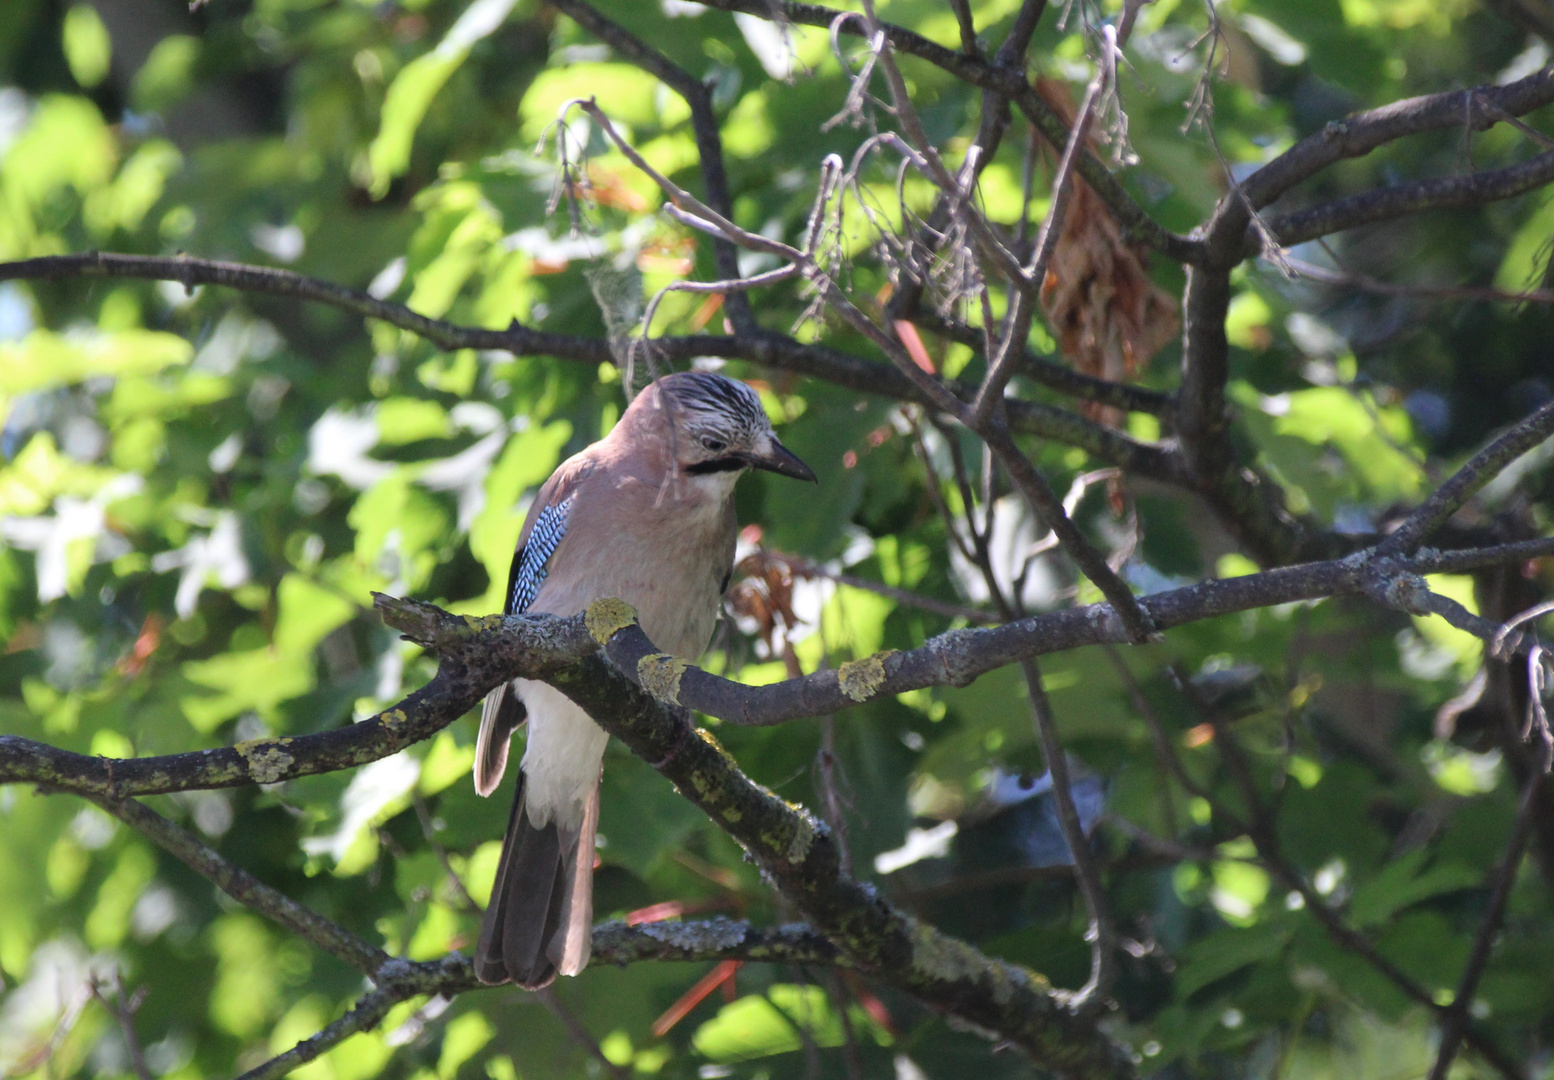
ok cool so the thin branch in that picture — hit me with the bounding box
[853,0,1037,289]
[1272,255,1554,305]
[1260,147,1554,250]
[90,971,151,1080]
[1237,66,1554,214]
[694,0,1200,261]
[1021,658,1117,1011]
[550,0,754,328]
[0,251,611,357]
[1379,400,1554,556]
[538,988,632,1080]
[980,421,1157,643]
[1428,761,1549,1080]
[92,794,392,976]
[0,253,1185,480]
[973,25,1117,423]
[236,989,400,1080]
[908,307,1176,416]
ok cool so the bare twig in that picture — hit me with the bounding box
[92,794,392,976]
[1021,659,1117,1011]
[1427,757,1549,1080]
[1380,400,1554,556]
[1260,148,1554,251]
[1274,255,1554,306]
[89,971,152,1080]
[980,421,1157,643]
[538,988,633,1080]
[971,21,1124,424]
[550,0,754,328]
[235,990,400,1080]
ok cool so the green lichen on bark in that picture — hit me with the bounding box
[837,651,894,701]
[585,596,638,644]
[636,653,688,704]
[234,737,296,784]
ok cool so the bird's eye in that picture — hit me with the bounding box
[700,436,727,453]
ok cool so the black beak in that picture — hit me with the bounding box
[746,439,817,483]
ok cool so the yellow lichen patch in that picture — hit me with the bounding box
[721,806,743,823]
[380,708,409,731]
[585,597,638,644]
[909,918,986,983]
[462,614,504,633]
[986,960,1045,1004]
[234,737,296,784]
[785,812,815,865]
[837,651,895,702]
[637,653,688,704]
[695,727,737,764]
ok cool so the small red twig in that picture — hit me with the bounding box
[652,960,743,1037]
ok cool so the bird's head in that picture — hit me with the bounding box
[649,370,817,484]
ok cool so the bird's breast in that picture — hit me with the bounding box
[532,483,735,659]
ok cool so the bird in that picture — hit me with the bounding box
[472,370,816,989]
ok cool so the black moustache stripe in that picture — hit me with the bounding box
[684,457,748,475]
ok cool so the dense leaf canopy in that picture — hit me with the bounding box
[1,1,1553,1079]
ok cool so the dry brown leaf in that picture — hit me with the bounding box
[1034,78,1179,427]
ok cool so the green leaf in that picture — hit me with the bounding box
[1174,921,1291,999]
[181,648,316,732]
[0,328,193,396]
[518,63,683,146]
[366,0,523,198]
[1348,850,1482,927]
[131,35,201,113]
[692,984,889,1062]
[62,5,111,89]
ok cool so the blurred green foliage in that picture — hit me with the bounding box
[1,0,1553,1078]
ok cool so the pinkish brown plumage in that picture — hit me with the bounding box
[473,371,814,988]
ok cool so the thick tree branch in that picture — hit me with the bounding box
[6,539,1553,802]
[529,639,1137,1076]
[9,545,1553,1074]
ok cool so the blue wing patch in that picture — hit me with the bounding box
[508,495,573,614]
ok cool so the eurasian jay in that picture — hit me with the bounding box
[472,371,816,988]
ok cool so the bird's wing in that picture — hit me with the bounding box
[473,469,584,797]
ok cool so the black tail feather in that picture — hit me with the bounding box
[475,771,593,989]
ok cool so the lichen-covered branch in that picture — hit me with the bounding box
[538,643,1137,1077]
[5,538,1552,803]
[0,607,596,796]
